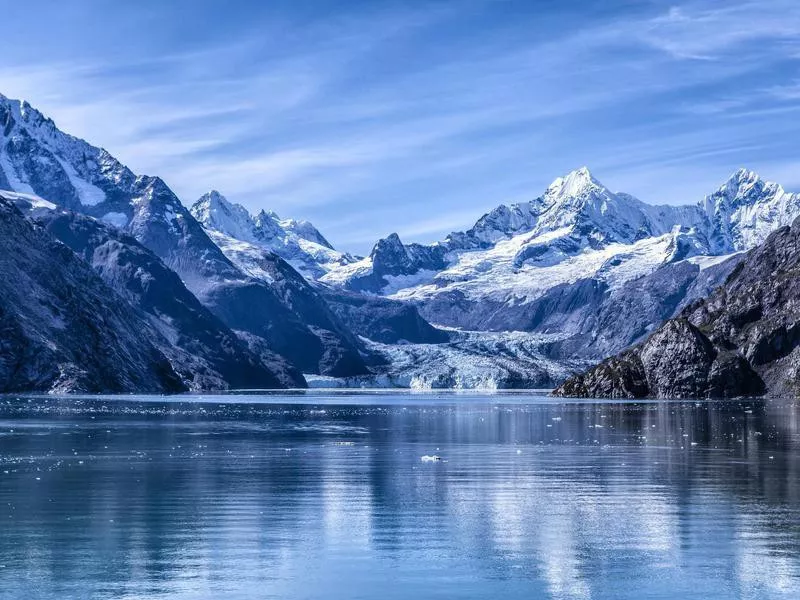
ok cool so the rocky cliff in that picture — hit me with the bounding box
[0,196,185,393]
[555,218,800,398]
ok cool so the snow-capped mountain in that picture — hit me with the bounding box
[459,166,678,250]
[311,167,800,364]
[0,93,370,379]
[320,167,795,300]
[322,167,798,297]
[700,168,800,254]
[190,190,355,279]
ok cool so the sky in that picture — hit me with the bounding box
[2,0,800,253]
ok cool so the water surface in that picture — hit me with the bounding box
[1,392,799,599]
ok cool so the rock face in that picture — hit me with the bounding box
[203,245,369,377]
[319,288,450,345]
[0,94,367,378]
[329,233,449,294]
[0,196,186,393]
[554,219,800,398]
[172,223,371,375]
[28,206,303,389]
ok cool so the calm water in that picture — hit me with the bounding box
[1,392,799,600]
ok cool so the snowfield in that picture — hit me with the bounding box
[388,228,691,304]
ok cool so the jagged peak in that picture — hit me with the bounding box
[0,95,53,130]
[257,208,281,221]
[189,192,259,245]
[712,168,789,205]
[194,189,235,211]
[724,168,761,188]
[545,166,605,199]
[384,232,403,244]
[201,189,226,201]
[371,232,405,258]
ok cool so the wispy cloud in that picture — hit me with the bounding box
[2,0,800,251]
[639,1,800,60]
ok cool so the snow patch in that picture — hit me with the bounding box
[0,189,56,210]
[687,252,741,270]
[204,229,276,284]
[0,152,35,194]
[53,156,106,206]
[101,212,128,228]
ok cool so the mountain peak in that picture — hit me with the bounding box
[0,95,53,130]
[190,190,255,241]
[726,168,760,187]
[258,208,282,221]
[370,232,406,260]
[203,189,227,201]
[546,166,603,199]
[714,168,772,204]
[195,189,232,211]
[373,232,403,251]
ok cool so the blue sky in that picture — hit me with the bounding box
[2,0,800,253]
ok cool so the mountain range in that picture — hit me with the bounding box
[193,160,799,374]
[2,91,799,393]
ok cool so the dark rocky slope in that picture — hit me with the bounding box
[204,248,370,377]
[0,197,185,393]
[319,288,450,345]
[554,220,800,398]
[32,207,302,389]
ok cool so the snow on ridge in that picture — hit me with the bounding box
[319,166,799,314]
[192,190,355,280]
[0,93,132,208]
[0,189,54,209]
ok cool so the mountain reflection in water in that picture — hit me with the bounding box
[0,393,798,599]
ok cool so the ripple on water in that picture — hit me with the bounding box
[0,393,798,599]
